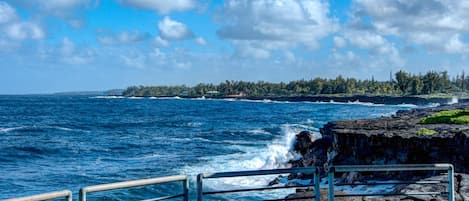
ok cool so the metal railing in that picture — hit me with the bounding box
[196,167,320,201]
[3,190,72,201]
[327,163,454,201]
[3,163,456,201]
[79,175,188,201]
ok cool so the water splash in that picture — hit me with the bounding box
[448,97,459,105]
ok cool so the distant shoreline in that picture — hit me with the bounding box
[118,94,468,105]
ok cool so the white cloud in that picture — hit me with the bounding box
[195,37,207,45]
[157,16,194,40]
[234,41,270,59]
[351,0,469,54]
[4,0,97,28]
[59,37,95,64]
[154,36,169,47]
[284,51,296,63]
[343,30,403,67]
[5,22,44,40]
[0,2,45,41]
[121,53,146,68]
[333,36,346,48]
[117,47,196,69]
[217,0,338,59]
[0,1,17,24]
[118,0,196,14]
[97,30,151,45]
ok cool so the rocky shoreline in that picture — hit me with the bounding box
[287,103,469,200]
[123,94,469,105]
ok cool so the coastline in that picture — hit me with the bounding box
[119,94,467,105]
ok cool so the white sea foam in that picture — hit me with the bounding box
[0,125,83,133]
[90,96,124,99]
[180,123,320,199]
[0,126,25,132]
[396,103,418,107]
[448,97,459,105]
[247,128,272,135]
[186,122,203,127]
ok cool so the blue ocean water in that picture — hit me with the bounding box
[0,95,419,200]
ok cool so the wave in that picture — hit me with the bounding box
[185,122,203,127]
[0,125,85,133]
[448,97,458,105]
[90,96,124,99]
[247,128,272,135]
[180,122,320,199]
[148,96,182,100]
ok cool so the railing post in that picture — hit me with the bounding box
[79,188,86,201]
[448,165,454,201]
[183,178,189,201]
[197,174,203,201]
[67,192,72,201]
[328,167,335,201]
[314,167,320,201]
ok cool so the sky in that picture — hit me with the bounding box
[1,0,469,94]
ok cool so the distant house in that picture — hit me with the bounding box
[206,90,219,96]
[226,92,247,98]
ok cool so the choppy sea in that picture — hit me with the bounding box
[0,95,426,200]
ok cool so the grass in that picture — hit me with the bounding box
[416,128,437,136]
[419,109,469,124]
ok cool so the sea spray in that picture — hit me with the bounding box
[448,96,459,105]
[180,123,320,199]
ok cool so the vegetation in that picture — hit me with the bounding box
[416,128,437,136]
[420,109,469,124]
[123,70,469,97]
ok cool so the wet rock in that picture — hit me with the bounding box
[394,173,469,201]
[286,103,469,200]
[318,103,469,174]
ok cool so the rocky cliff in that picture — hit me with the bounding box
[287,103,469,200]
[292,103,469,173]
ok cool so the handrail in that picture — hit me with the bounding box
[333,163,453,172]
[3,190,72,201]
[328,163,455,201]
[79,175,188,201]
[3,163,457,201]
[197,166,320,201]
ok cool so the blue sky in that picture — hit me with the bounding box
[1,0,469,94]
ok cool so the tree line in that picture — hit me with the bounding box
[122,70,469,97]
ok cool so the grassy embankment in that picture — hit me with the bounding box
[416,109,469,136]
[420,109,469,124]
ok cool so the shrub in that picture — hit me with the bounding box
[419,109,469,124]
[416,128,437,136]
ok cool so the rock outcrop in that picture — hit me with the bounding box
[287,103,469,200]
[292,103,469,173]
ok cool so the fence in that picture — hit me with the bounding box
[3,190,72,201]
[196,167,320,201]
[327,164,454,201]
[2,164,455,201]
[79,175,188,201]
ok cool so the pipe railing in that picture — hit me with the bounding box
[196,166,320,201]
[3,164,456,201]
[3,190,72,201]
[327,163,454,201]
[79,175,188,201]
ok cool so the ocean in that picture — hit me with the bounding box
[0,95,422,200]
